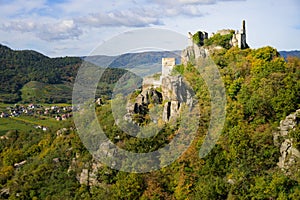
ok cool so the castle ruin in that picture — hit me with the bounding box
[188,20,248,49]
[137,57,191,122]
[189,31,208,46]
[181,20,248,65]
[231,20,248,49]
[136,20,249,122]
[142,57,176,90]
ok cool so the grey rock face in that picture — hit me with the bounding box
[161,75,193,122]
[125,75,194,123]
[181,44,208,66]
[125,88,163,124]
[70,156,105,186]
[273,109,300,173]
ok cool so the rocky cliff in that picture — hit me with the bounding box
[161,75,194,121]
[125,88,162,124]
[125,75,194,124]
[273,110,300,175]
[181,43,208,65]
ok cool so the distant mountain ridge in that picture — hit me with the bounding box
[279,50,300,60]
[85,50,181,76]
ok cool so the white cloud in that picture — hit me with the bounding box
[140,5,204,18]
[178,0,215,3]
[2,20,36,32]
[1,0,299,57]
[151,0,214,5]
[151,0,245,5]
[180,5,205,16]
[152,0,217,5]
[0,0,209,41]
[75,3,205,29]
[38,20,82,41]
[1,19,82,41]
[77,10,162,28]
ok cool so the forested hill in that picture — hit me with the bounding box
[0,44,82,103]
[0,44,180,103]
[0,42,298,104]
[2,37,300,199]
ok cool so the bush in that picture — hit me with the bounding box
[204,31,234,49]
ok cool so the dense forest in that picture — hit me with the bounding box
[1,38,300,199]
[0,44,80,103]
[0,44,127,103]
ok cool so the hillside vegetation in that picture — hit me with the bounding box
[0,44,129,103]
[1,40,300,199]
[0,43,296,104]
[0,44,81,103]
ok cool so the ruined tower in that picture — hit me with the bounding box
[239,20,247,49]
[190,31,208,46]
[161,58,175,77]
[233,20,248,49]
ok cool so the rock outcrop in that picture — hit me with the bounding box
[68,155,105,186]
[273,109,300,174]
[125,75,194,123]
[125,88,163,123]
[161,75,193,122]
[181,44,208,66]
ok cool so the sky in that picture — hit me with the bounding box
[0,0,299,57]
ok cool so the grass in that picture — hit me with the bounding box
[0,103,11,112]
[14,115,71,129]
[0,118,33,136]
[0,115,72,136]
[41,103,72,107]
[21,81,72,103]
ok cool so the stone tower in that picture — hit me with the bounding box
[162,58,175,77]
[231,20,248,49]
[239,20,247,49]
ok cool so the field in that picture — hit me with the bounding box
[0,103,10,111]
[0,116,72,136]
[0,117,33,136]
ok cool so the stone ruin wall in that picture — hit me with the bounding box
[162,57,176,77]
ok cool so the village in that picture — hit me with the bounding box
[0,97,104,126]
[0,103,73,120]
[0,103,74,131]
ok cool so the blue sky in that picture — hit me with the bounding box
[0,0,299,57]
